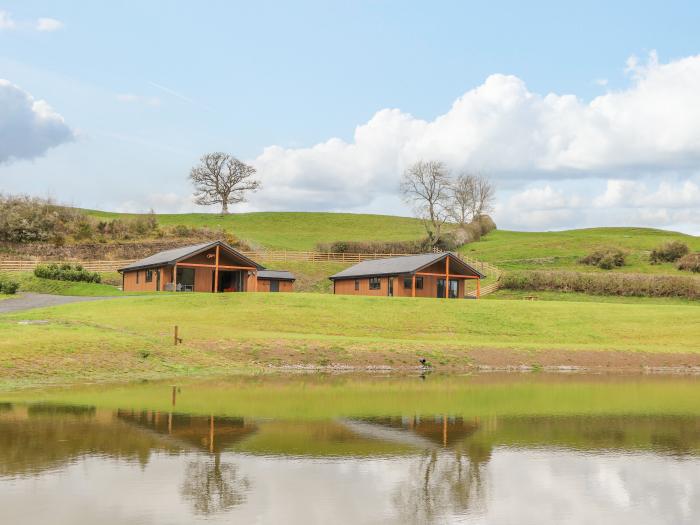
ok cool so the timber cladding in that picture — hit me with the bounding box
[332,275,465,298]
[329,252,481,299]
[119,240,295,293]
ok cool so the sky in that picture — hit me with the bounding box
[1,1,700,234]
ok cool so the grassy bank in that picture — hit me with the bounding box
[487,289,700,306]
[461,227,700,274]
[84,210,427,251]
[5,273,129,296]
[1,292,699,387]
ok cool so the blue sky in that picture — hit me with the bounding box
[1,1,700,233]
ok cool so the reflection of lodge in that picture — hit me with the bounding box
[354,416,480,447]
[115,410,258,453]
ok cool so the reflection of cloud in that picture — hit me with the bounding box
[2,450,700,524]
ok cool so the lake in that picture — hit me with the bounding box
[1,373,700,524]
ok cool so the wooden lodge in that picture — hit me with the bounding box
[329,252,484,299]
[118,240,295,293]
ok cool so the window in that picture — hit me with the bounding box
[145,269,153,283]
[403,276,423,289]
[369,277,381,290]
[354,279,359,291]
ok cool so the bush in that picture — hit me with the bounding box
[677,253,700,273]
[650,241,689,264]
[0,194,86,243]
[34,263,101,283]
[476,214,497,236]
[502,270,700,299]
[580,247,626,269]
[317,239,428,254]
[0,274,19,294]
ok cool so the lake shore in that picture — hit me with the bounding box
[1,292,699,389]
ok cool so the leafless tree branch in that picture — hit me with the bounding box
[189,152,261,214]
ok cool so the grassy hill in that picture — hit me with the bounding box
[461,227,700,274]
[83,210,427,251]
[82,210,699,276]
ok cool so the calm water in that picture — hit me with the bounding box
[1,374,700,524]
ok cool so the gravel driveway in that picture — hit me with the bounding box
[0,293,119,314]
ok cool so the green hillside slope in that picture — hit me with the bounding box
[84,210,426,251]
[82,210,698,275]
[461,227,700,273]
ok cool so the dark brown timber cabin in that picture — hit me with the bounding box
[118,240,295,293]
[329,252,485,299]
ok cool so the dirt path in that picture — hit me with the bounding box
[0,293,119,314]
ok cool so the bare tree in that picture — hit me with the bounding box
[448,172,495,225]
[189,152,261,214]
[400,160,452,246]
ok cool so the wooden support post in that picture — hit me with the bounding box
[214,245,220,293]
[174,325,179,345]
[412,274,416,298]
[443,415,447,447]
[445,257,450,298]
[476,279,481,299]
[173,264,177,292]
[253,271,258,292]
[168,412,172,434]
[209,415,215,453]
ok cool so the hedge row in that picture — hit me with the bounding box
[34,263,102,283]
[502,270,700,299]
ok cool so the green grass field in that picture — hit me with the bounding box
[460,227,700,273]
[81,209,699,276]
[83,210,428,251]
[1,292,699,386]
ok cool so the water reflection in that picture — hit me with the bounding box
[1,391,700,523]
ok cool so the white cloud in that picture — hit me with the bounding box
[594,179,700,209]
[36,17,64,32]
[0,10,15,30]
[116,93,161,106]
[0,11,64,32]
[0,79,74,164]
[243,52,700,232]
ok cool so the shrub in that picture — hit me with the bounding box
[580,247,626,269]
[34,263,101,283]
[0,274,19,294]
[0,194,86,243]
[677,253,700,273]
[317,239,428,254]
[476,214,497,236]
[650,241,689,264]
[502,270,700,299]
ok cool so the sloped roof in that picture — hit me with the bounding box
[329,252,485,280]
[257,270,295,281]
[118,241,264,272]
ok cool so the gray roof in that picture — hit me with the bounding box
[118,241,264,272]
[329,252,485,280]
[257,270,296,281]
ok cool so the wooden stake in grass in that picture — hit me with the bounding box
[174,325,183,345]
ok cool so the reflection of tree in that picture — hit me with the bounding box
[392,448,489,524]
[180,454,250,516]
